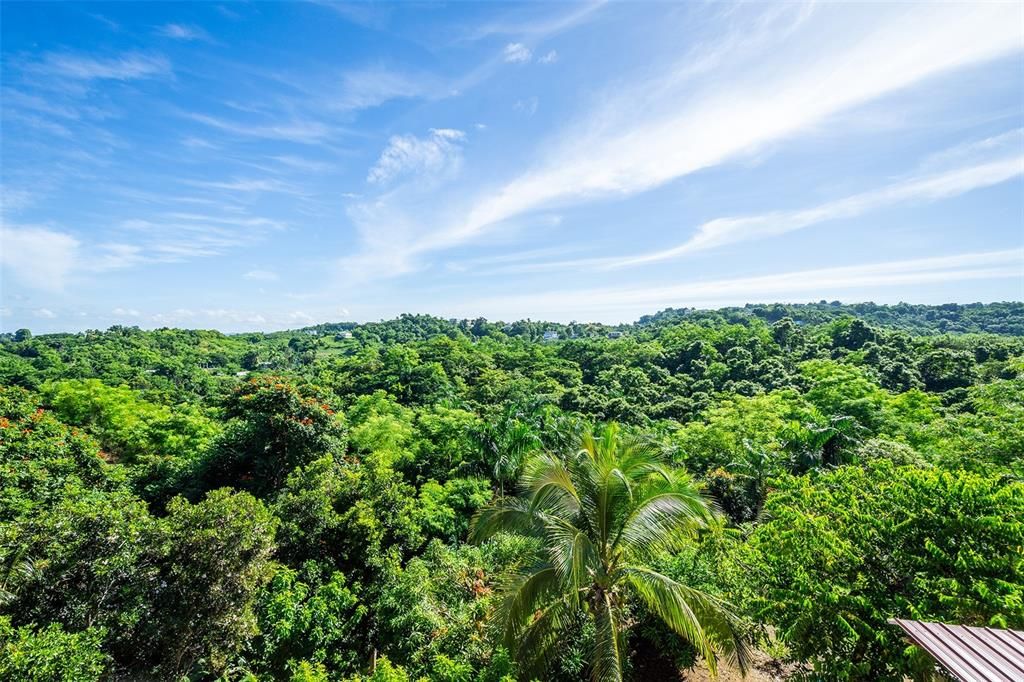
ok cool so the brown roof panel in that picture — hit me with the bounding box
[889,618,1024,682]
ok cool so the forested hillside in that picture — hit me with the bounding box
[1,302,1021,681]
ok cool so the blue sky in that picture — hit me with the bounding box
[1,1,1022,333]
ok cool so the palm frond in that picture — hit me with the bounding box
[470,497,543,542]
[522,454,582,518]
[542,519,597,602]
[615,435,668,477]
[621,565,752,676]
[515,597,579,679]
[493,564,561,648]
[494,422,542,481]
[618,489,715,559]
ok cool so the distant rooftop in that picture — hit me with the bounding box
[889,618,1024,682]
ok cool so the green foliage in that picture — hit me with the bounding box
[274,455,422,578]
[1,304,1022,679]
[416,477,492,543]
[201,377,347,496]
[673,390,821,474]
[0,387,124,520]
[343,655,412,682]
[0,616,108,681]
[289,659,332,682]
[1,490,161,664]
[42,379,219,463]
[348,391,416,460]
[405,406,483,482]
[472,424,750,680]
[373,536,534,679]
[918,348,976,392]
[744,461,1024,680]
[40,379,219,505]
[155,488,278,677]
[920,374,1024,474]
[249,562,367,678]
[641,301,1024,335]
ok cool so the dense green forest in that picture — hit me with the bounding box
[1,301,1022,681]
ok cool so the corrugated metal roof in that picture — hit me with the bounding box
[889,618,1024,682]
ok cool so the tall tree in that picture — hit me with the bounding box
[200,377,347,497]
[474,410,542,495]
[471,424,749,681]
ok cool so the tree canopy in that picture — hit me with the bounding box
[0,302,1021,680]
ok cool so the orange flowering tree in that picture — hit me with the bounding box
[200,377,347,496]
[0,386,122,520]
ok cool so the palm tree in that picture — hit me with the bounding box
[784,414,864,473]
[0,544,39,606]
[474,409,542,496]
[726,440,780,522]
[471,423,750,681]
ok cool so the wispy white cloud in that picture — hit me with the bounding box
[465,151,1024,276]
[330,66,438,111]
[270,155,335,173]
[148,307,331,329]
[465,2,606,41]
[0,204,286,293]
[503,43,532,63]
[184,177,306,195]
[158,213,286,230]
[181,136,218,150]
[538,50,559,64]
[145,306,346,331]
[605,153,1024,268]
[156,23,212,41]
[461,250,1024,320]
[101,211,281,265]
[0,188,35,215]
[514,97,538,116]
[1,88,82,120]
[287,310,316,324]
[310,1,393,30]
[340,3,1022,280]
[26,51,171,81]
[34,308,57,319]
[185,112,332,143]
[89,14,121,31]
[441,4,602,101]
[919,128,1024,171]
[215,5,242,21]
[91,243,149,271]
[442,5,1022,248]
[367,128,466,185]
[2,109,73,137]
[444,243,595,272]
[244,269,280,281]
[112,307,141,317]
[203,309,269,324]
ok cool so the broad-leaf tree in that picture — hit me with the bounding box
[200,377,347,497]
[744,460,1024,680]
[471,423,750,681]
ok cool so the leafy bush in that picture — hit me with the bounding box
[0,617,108,681]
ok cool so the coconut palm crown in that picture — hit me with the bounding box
[471,423,751,681]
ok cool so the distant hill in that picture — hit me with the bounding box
[637,301,1024,336]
